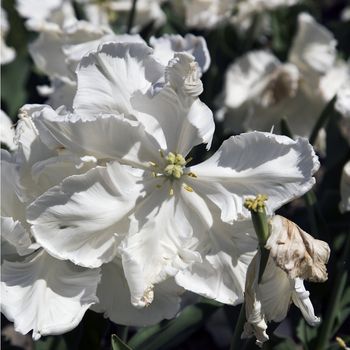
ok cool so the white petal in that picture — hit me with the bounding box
[29,20,104,79]
[63,33,145,75]
[289,13,337,75]
[1,250,100,340]
[257,256,294,322]
[335,77,350,119]
[1,152,39,260]
[14,107,96,200]
[132,87,214,155]
[16,0,77,30]
[244,251,321,346]
[176,211,257,305]
[165,53,203,98]
[340,161,350,213]
[92,260,182,326]
[1,8,16,65]
[320,60,350,102]
[1,150,25,221]
[27,161,143,268]
[73,42,163,117]
[30,153,97,195]
[43,77,77,111]
[189,132,319,222]
[224,51,280,109]
[120,184,201,307]
[32,106,160,168]
[1,217,38,259]
[244,86,325,138]
[150,33,210,73]
[0,37,16,65]
[291,278,320,326]
[242,253,269,347]
[183,0,233,29]
[0,110,16,150]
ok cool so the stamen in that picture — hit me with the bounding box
[169,188,174,196]
[184,184,193,192]
[244,194,268,213]
[187,172,197,178]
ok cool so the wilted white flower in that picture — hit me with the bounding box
[242,215,330,347]
[24,42,319,315]
[1,5,15,65]
[222,13,350,139]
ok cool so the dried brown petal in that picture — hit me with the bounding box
[266,215,330,282]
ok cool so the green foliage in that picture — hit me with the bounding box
[111,334,132,350]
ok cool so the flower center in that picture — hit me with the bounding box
[149,151,197,195]
[164,152,186,179]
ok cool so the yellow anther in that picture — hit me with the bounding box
[164,152,186,179]
[164,164,175,176]
[172,165,183,179]
[166,152,176,163]
[187,172,197,178]
[244,194,268,213]
[149,161,157,167]
[336,337,348,349]
[175,154,186,166]
[184,184,193,192]
[169,188,174,196]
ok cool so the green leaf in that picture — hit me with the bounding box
[296,318,318,350]
[112,334,132,350]
[34,336,67,350]
[78,310,108,350]
[1,54,30,118]
[309,96,336,146]
[128,299,221,350]
[269,335,298,350]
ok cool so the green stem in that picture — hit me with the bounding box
[230,304,246,350]
[126,0,137,34]
[315,236,350,350]
[251,208,270,283]
[309,96,336,146]
[116,325,129,343]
